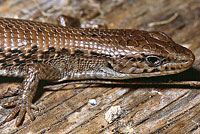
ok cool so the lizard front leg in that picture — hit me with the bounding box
[0,64,61,126]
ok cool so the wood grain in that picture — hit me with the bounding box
[0,0,199,134]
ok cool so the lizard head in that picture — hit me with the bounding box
[104,30,195,79]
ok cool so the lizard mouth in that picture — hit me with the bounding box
[100,63,193,80]
[102,48,195,79]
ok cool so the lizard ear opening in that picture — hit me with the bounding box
[106,61,114,70]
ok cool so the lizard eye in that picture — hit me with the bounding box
[145,56,162,67]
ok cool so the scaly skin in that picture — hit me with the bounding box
[0,17,195,126]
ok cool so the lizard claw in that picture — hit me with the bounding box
[0,87,19,99]
[0,94,38,126]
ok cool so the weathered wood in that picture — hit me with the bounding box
[0,0,199,133]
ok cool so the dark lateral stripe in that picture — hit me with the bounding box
[49,47,56,52]
[61,48,69,53]
[42,51,50,55]
[91,51,100,57]
[27,46,38,54]
[74,50,84,56]
[9,49,23,54]
[90,51,112,58]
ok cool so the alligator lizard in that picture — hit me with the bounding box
[0,17,195,126]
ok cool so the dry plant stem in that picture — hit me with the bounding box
[148,12,179,27]
[32,0,53,16]
[44,80,200,90]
